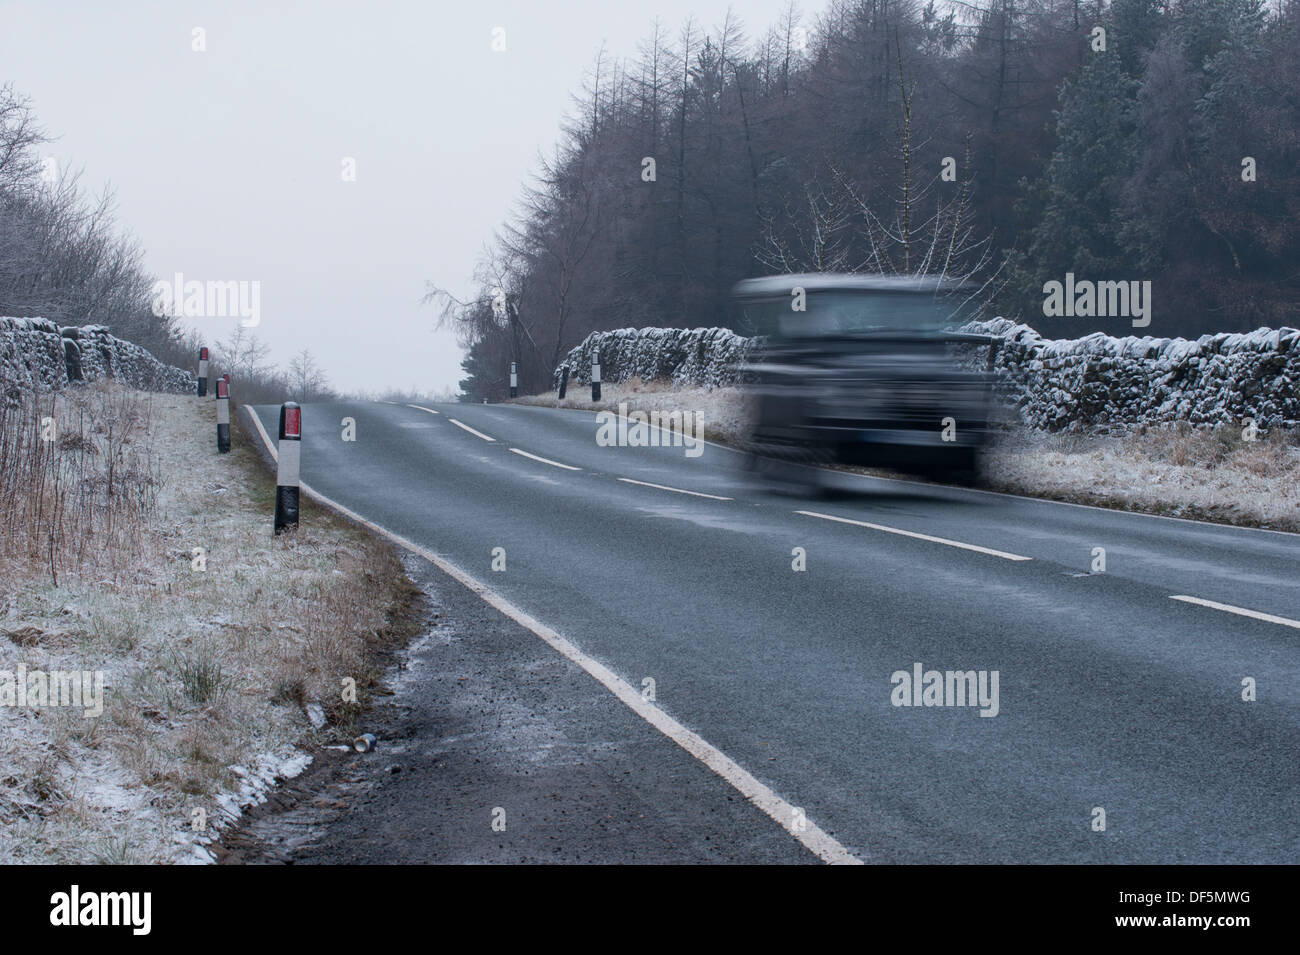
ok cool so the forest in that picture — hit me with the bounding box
[429,0,1299,401]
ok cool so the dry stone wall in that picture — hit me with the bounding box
[553,320,1300,430]
[1,316,194,404]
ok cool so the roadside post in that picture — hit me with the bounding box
[592,357,601,402]
[216,378,231,453]
[509,362,518,399]
[274,402,301,535]
[558,366,569,400]
[197,347,209,397]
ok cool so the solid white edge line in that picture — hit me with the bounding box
[797,510,1032,561]
[509,447,581,471]
[245,407,859,865]
[407,404,440,415]
[617,477,733,501]
[447,417,495,442]
[1169,595,1300,631]
[600,407,708,446]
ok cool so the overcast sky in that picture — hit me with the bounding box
[0,0,815,394]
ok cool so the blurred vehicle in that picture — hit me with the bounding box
[732,273,1000,491]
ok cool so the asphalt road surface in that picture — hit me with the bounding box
[249,400,1299,864]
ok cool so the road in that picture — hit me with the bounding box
[249,399,1299,864]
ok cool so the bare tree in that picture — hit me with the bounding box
[0,84,46,192]
[756,172,853,273]
[288,349,331,403]
[214,324,274,381]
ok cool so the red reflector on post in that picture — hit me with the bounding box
[216,379,228,399]
[284,406,301,438]
[200,347,209,360]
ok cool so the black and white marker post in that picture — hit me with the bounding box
[274,402,301,535]
[558,365,569,400]
[197,347,209,397]
[215,377,231,453]
[591,356,601,402]
[509,362,518,399]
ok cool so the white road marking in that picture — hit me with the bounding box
[245,407,859,865]
[796,510,1032,561]
[1169,595,1300,630]
[617,477,733,501]
[407,404,440,415]
[447,418,495,442]
[510,447,581,471]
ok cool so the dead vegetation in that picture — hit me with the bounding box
[0,385,159,587]
[0,382,416,863]
[987,422,1300,531]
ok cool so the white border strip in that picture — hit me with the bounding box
[797,510,1032,561]
[407,404,440,415]
[1169,595,1300,631]
[617,477,733,501]
[245,408,859,864]
[510,447,581,471]
[447,418,495,442]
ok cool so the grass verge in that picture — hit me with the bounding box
[0,383,420,863]
[514,382,1300,533]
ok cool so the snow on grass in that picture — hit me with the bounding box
[516,382,1299,532]
[0,383,408,863]
[514,377,754,447]
[984,425,1300,532]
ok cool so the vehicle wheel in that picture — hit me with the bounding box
[944,448,982,487]
[748,440,827,497]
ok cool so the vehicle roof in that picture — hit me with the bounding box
[732,273,973,298]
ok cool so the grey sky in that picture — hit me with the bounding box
[1,0,813,393]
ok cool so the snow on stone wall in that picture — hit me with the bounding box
[554,327,757,391]
[960,317,1300,431]
[554,319,1300,431]
[1,316,194,404]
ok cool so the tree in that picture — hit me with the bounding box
[214,324,274,381]
[288,349,331,403]
[1010,43,1141,323]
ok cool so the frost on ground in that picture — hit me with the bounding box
[986,424,1300,532]
[515,378,754,448]
[515,383,1299,533]
[0,383,409,863]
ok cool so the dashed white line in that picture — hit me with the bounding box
[447,418,495,442]
[407,404,440,415]
[1169,595,1300,631]
[617,477,733,501]
[243,406,859,865]
[796,510,1032,561]
[510,448,581,471]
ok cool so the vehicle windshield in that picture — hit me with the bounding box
[735,290,973,338]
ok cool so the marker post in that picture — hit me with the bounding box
[216,378,231,453]
[197,347,209,397]
[274,402,301,535]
